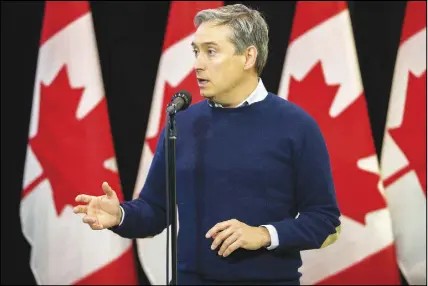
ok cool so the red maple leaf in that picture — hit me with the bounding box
[288,61,386,224]
[146,71,204,153]
[388,70,427,194]
[28,65,123,215]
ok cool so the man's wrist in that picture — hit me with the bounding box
[260,224,279,250]
[258,226,271,248]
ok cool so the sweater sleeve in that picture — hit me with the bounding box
[110,129,167,239]
[269,116,341,251]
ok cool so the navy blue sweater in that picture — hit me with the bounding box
[111,93,341,283]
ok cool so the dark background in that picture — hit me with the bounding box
[1,1,410,284]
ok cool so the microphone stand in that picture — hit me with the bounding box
[165,107,178,285]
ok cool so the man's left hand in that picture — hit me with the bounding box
[205,219,271,257]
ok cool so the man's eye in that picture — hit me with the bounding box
[208,49,216,55]
[192,50,198,56]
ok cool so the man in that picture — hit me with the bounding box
[74,4,341,285]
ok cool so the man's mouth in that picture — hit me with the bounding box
[197,78,209,86]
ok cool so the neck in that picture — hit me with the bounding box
[217,74,259,108]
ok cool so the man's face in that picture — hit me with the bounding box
[191,21,247,102]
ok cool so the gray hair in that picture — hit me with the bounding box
[194,4,269,76]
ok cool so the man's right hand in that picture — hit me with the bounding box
[73,182,122,230]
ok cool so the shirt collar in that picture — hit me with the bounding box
[208,78,268,108]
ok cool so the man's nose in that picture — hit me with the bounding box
[194,54,205,71]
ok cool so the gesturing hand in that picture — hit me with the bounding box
[205,219,271,257]
[73,182,122,230]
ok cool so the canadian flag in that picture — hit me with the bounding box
[277,1,400,284]
[380,1,427,285]
[20,2,137,285]
[131,1,222,284]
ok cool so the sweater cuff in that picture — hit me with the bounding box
[118,206,125,226]
[260,224,279,250]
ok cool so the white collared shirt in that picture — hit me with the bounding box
[208,78,268,108]
[119,78,280,250]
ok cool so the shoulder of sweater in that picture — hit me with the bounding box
[268,93,326,155]
[267,92,319,128]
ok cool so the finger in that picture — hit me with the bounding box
[82,215,97,225]
[90,222,104,230]
[83,216,104,230]
[73,205,88,214]
[102,182,115,198]
[211,228,233,250]
[218,233,239,256]
[75,194,93,203]
[222,239,243,257]
[206,220,234,238]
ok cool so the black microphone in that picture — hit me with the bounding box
[166,90,192,114]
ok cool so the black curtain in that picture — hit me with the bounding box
[1,1,408,284]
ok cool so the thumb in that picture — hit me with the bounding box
[102,182,115,198]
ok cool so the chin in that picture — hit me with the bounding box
[201,92,214,99]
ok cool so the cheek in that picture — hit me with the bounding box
[212,60,241,83]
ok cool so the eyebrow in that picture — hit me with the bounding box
[191,41,219,48]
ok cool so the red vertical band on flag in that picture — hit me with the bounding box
[399,1,426,44]
[289,1,347,43]
[40,1,90,46]
[163,1,224,52]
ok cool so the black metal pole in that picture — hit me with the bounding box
[165,109,178,285]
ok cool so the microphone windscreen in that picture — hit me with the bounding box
[174,90,192,111]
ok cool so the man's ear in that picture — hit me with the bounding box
[243,46,257,71]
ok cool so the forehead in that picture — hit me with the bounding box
[192,21,233,47]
